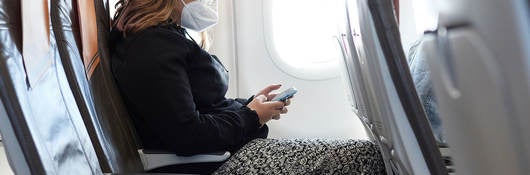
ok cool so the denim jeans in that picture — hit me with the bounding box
[407,39,446,143]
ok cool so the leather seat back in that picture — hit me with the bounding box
[92,0,143,152]
[0,0,102,174]
[50,0,143,173]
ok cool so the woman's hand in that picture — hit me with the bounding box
[272,97,292,120]
[247,95,285,125]
[249,84,294,123]
[255,84,282,100]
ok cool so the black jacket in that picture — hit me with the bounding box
[110,24,268,155]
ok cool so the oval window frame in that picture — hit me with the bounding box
[262,0,340,81]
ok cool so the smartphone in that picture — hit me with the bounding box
[270,87,297,102]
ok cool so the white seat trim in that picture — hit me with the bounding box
[138,149,230,171]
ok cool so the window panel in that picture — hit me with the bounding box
[266,0,345,80]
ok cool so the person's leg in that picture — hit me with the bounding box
[214,139,385,174]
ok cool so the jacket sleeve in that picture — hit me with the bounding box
[117,30,266,155]
[234,96,253,105]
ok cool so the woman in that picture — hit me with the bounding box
[110,0,385,174]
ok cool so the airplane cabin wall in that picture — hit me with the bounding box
[210,0,238,97]
[399,0,438,54]
[398,0,419,53]
[210,0,367,139]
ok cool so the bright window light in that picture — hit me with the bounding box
[412,0,438,34]
[267,0,344,79]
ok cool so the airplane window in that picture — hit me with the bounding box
[264,0,345,80]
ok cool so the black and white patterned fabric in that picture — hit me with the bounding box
[214,139,386,174]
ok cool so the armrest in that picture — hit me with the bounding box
[138,149,231,171]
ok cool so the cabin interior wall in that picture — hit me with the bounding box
[399,0,438,55]
[226,0,367,139]
[210,0,238,97]
[399,0,419,54]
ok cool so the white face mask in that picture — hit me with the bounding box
[180,0,219,32]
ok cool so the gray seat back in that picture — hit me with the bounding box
[367,0,448,174]
[50,0,143,173]
[421,0,530,174]
[337,0,447,174]
[0,0,102,174]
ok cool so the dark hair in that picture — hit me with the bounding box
[112,0,178,36]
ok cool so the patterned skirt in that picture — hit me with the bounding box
[213,139,386,174]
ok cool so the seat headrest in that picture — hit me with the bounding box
[76,0,100,79]
[21,0,51,87]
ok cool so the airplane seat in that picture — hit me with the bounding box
[49,0,144,173]
[88,0,143,151]
[0,0,34,173]
[0,0,103,174]
[337,0,448,174]
[48,0,230,173]
[366,0,449,174]
[421,0,530,174]
[335,1,376,140]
